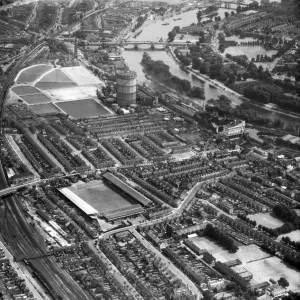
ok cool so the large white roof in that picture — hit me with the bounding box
[59,188,98,216]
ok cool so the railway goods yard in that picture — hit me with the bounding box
[0,0,300,299]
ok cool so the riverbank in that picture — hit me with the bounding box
[168,47,300,121]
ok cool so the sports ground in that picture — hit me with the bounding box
[190,237,300,290]
[247,213,284,229]
[68,180,136,214]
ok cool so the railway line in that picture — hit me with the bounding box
[0,37,94,300]
[0,195,93,300]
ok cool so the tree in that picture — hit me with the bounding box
[197,10,202,22]
[236,5,242,13]
[278,277,289,288]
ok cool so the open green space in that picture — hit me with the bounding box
[68,180,136,214]
[247,213,284,229]
[224,46,277,60]
[55,99,111,119]
[278,230,300,242]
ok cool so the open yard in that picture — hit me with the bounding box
[16,64,53,83]
[62,66,104,86]
[46,86,99,101]
[35,82,77,90]
[247,213,284,229]
[21,93,52,105]
[37,69,74,83]
[68,180,136,214]
[172,151,196,161]
[29,103,61,115]
[56,99,111,119]
[190,237,300,290]
[12,85,42,96]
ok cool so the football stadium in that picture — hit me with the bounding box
[59,174,151,221]
[10,64,112,118]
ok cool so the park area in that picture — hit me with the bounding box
[68,180,136,214]
[56,99,111,119]
[29,103,61,115]
[247,213,284,229]
[190,236,300,290]
[224,46,277,60]
[15,64,53,83]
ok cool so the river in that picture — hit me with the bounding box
[121,6,299,125]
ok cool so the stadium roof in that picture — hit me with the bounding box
[59,188,98,216]
[104,204,144,221]
[103,173,151,206]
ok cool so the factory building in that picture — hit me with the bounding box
[116,70,137,107]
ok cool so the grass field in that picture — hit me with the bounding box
[56,99,111,119]
[21,94,52,105]
[224,46,277,60]
[278,230,300,242]
[29,103,61,115]
[191,237,300,290]
[16,65,53,83]
[68,180,135,213]
[12,85,41,96]
[247,213,284,229]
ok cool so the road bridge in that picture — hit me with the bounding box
[215,1,249,8]
[86,40,209,50]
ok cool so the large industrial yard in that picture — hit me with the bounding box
[9,64,111,118]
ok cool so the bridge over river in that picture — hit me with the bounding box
[87,40,210,50]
